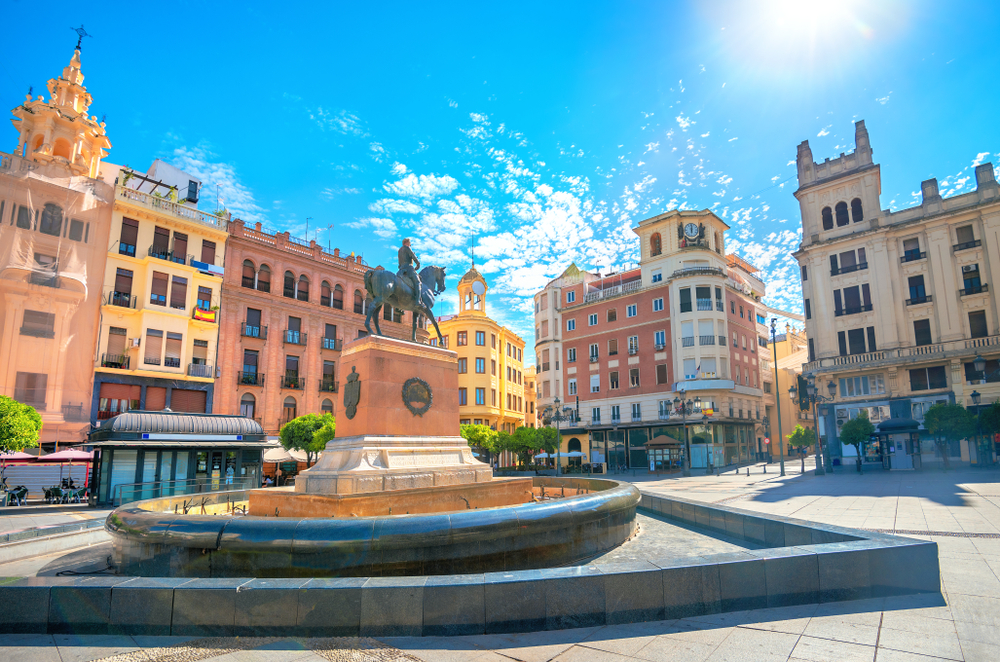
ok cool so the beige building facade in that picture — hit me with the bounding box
[794,120,1000,467]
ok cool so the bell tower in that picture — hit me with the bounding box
[11,43,111,178]
[457,265,488,316]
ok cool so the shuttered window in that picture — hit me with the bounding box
[165,332,183,368]
[325,323,337,339]
[146,387,167,410]
[152,227,169,252]
[120,218,139,255]
[197,286,212,309]
[656,364,669,384]
[171,389,207,413]
[192,339,208,363]
[201,240,216,264]
[150,272,168,306]
[114,268,133,296]
[107,327,128,355]
[170,276,187,310]
[144,329,163,365]
[173,233,188,261]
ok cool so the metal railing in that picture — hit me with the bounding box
[696,299,712,311]
[101,353,129,369]
[670,266,726,280]
[906,295,933,306]
[319,378,338,393]
[834,304,874,317]
[655,343,666,351]
[830,262,868,276]
[699,335,715,345]
[961,284,989,296]
[589,355,599,363]
[241,276,256,288]
[147,245,186,264]
[631,414,642,422]
[283,372,303,389]
[188,363,213,378]
[164,357,181,368]
[321,337,342,350]
[243,324,267,339]
[682,337,695,347]
[238,371,265,386]
[804,332,1000,372]
[113,476,256,507]
[628,346,639,355]
[104,290,137,308]
[118,242,136,258]
[954,239,982,252]
[284,330,307,345]
[61,403,86,421]
[29,272,60,288]
[719,335,727,346]
[900,250,926,263]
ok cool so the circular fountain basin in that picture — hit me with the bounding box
[106,476,640,578]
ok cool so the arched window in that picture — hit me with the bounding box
[283,271,295,298]
[282,396,297,424]
[53,138,71,160]
[242,260,256,289]
[39,203,63,236]
[321,281,332,307]
[321,398,334,414]
[332,285,344,309]
[239,393,255,418]
[257,264,271,293]
[851,198,864,223]
[821,207,834,230]
[297,275,309,302]
[650,233,662,256]
[835,202,849,227]
[354,289,365,314]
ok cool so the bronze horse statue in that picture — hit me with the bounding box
[363,265,447,342]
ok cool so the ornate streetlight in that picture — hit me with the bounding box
[790,374,836,475]
[673,390,701,476]
[770,319,786,476]
[542,397,575,476]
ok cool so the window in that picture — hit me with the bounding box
[540,320,548,337]
[197,286,212,310]
[801,265,808,281]
[607,308,617,322]
[14,372,47,407]
[822,206,833,230]
[169,276,187,310]
[567,348,577,362]
[654,330,666,348]
[283,397,297,423]
[457,331,468,346]
[37,203,62,236]
[851,198,864,223]
[650,232,662,256]
[20,310,54,338]
[491,359,497,375]
[148,271,167,306]
[590,374,600,393]
[683,358,697,380]
[567,319,576,331]
[808,339,816,362]
[589,313,598,326]
[144,329,163,365]
[731,300,736,314]
[628,335,639,354]
[611,405,621,421]
[568,379,577,395]
[910,366,948,391]
[297,275,309,302]
[458,358,468,374]
[627,304,637,317]
[592,407,601,423]
[757,314,766,325]
[962,264,982,294]
[610,337,620,354]
[656,364,669,385]
[956,225,975,245]
[590,343,599,359]
[200,239,216,265]
[629,368,640,388]
[476,331,486,346]
[475,388,485,405]
[914,319,932,346]
[475,358,486,373]
[283,271,295,298]
[540,293,548,310]
[492,389,497,406]
[172,233,188,263]
[739,305,744,318]
[835,201,849,227]
[839,374,886,397]
[257,265,271,292]
[631,403,642,421]
[321,282,332,306]
[609,371,620,389]
[834,284,872,315]
[733,332,738,348]
[652,269,663,283]
[566,291,576,303]
[805,299,811,319]
[970,311,988,339]
[680,288,692,313]
[119,218,139,257]
[902,237,921,261]
[715,287,723,312]
[698,287,712,311]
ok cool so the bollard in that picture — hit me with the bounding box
[747,467,750,477]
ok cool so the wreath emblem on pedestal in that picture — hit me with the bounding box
[402,377,433,417]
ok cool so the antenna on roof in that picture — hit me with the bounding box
[70,25,92,50]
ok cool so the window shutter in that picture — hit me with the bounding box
[153,227,170,251]
[145,330,163,363]
[151,272,168,303]
[107,327,127,355]
[165,333,183,363]
[173,233,188,260]
[656,364,668,384]
[201,240,216,264]
[114,268,133,295]
[146,386,167,410]
[171,389,206,413]
[120,218,139,246]
[170,276,187,309]
[193,339,208,361]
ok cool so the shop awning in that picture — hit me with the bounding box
[88,410,267,444]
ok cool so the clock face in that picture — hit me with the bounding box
[684,223,700,239]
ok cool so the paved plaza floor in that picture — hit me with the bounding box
[3,461,1000,661]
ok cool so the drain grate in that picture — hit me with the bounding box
[862,528,1000,539]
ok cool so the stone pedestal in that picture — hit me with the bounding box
[296,335,491,496]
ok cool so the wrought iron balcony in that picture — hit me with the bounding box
[61,403,86,422]
[631,414,642,422]
[20,325,54,338]
[900,250,926,263]
[906,295,933,306]
[104,290,137,308]
[655,343,666,351]
[321,337,343,350]
[319,378,338,393]
[589,355,599,363]
[699,335,715,346]
[188,363,213,378]
[101,353,130,369]
[283,330,308,345]
[610,415,622,424]
[164,357,181,368]
[696,299,713,311]
[144,356,161,366]
[961,284,989,296]
[282,372,304,389]
[719,335,727,346]
[242,324,267,339]
[682,337,695,347]
[834,304,874,317]
[238,371,264,386]
[118,242,136,258]
[954,239,982,252]
[29,272,60,288]
[147,245,185,264]
[628,346,639,355]
[241,275,256,289]
[830,262,868,276]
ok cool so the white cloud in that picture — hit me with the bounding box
[391,162,408,176]
[384,173,460,199]
[369,142,386,162]
[321,187,362,199]
[368,198,424,214]
[170,145,265,222]
[817,126,831,137]
[676,114,695,130]
[345,216,397,239]
[875,92,892,105]
[644,142,660,154]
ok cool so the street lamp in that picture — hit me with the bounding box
[791,374,836,476]
[770,318,786,477]
[673,391,701,476]
[542,396,575,476]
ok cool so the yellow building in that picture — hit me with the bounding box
[768,325,813,460]
[434,267,526,432]
[524,365,538,427]
[91,160,228,421]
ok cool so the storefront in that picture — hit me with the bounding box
[85,410,271,505]
[590,421,758,472]
[871,417,922,470]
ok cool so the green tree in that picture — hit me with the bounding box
[923,403,976,470]
[508,426,539,469]
[460,424,499,457]
[495,430,513,466]
[0,395,42,453]
[978,400,1000,438]
[786,424,816,473]
[838,410,875,473]
[279,413,333,466]
[536,427,559,454]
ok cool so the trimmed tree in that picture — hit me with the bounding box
[508,426,539,469]
[0,395,42,453]
[785,424,816,473]
[279,413,333,466]
[461,424,499,465]
[922,403,976,470]
[839,410,875,473]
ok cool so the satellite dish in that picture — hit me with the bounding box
[472,280,486,296]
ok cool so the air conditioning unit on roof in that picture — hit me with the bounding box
[963,265,978,273]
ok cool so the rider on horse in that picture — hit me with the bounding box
[398,238,421,297]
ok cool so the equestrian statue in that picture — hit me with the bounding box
[363,238,447,343]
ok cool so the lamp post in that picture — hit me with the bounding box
[542,397,575,476]
[970,388,984,466]
[790,375,836,476]
[770,318,786,477]
[673,391,701,476]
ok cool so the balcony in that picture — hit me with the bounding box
[682,337,695,347]
[147,245,186,265]
[104,290,137,309]
[241,276,256,289]
[699,335,715,346]
[830,262,868,277]
[101,353,130,369]
[610,416,622,424]
[238,371,265,386]
[718,335,727,346]
[628,346,639,356]
[192,307,217,323]
[116,185,226,230]
[834,304,874,317]
[118,243,136,258]
[61,403,86,422]
[542,362,550,371]
[670,266,726,281]
[164,357,181,368]
[319,378,339,393]
[658,412,672,421]
[188,363,213,378]
[804,333,1000,373]
[716,301,724,312]
[631,414,642,422]
[20,325,54,338]
[589,355,599,363]
[655,343,666,351]
[954,239,982,252]
[696,299,712,311]
[906,295,933,306]
[283,330,308,346]
[29,272,60,288]
[583,279,643,304]
[282,372,304,389]
[242,324,267,339]
[321,337,343,351]
[961,284,989,297]
[900,250,926,263]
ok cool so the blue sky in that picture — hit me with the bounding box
[3,1,999,359]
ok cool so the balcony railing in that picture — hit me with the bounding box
[284,330,308,345]
[830,262,868,276]
[61,403,86,422]
[906,295,933,306]
[241,275,256,289]
[542,362,550,371]
[101,353,130,369]
[900,250,926,263]
[116,185,226,230]
[670,266,726,281]
[961,284,989,296]
[655,343,666,351]
[658,412,672,421]
[628,347,639,355]
[804,333,1000,373]
[631,414,642,422]
[29,272,60,288]
[164,357,181,368]
[243,324,267,339]
[147,245,186,264]
[696,299,712,311]
[104,290,137,308]
[188,363,213,378]
[282,372,304,389]
[682,337,695,347]
[321,337,343,351]
[319,379,338,393]
[238,371,264,386]
[834,304,874,317]
[718,335,727,346]
[20,325,54,338]
[257,281,271,293]
[699,335,715,346]
[954,239,982,252]
[716,301,725,312]
[589,355,599,363]
[610,416,622,424]
[583,279,643,303]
